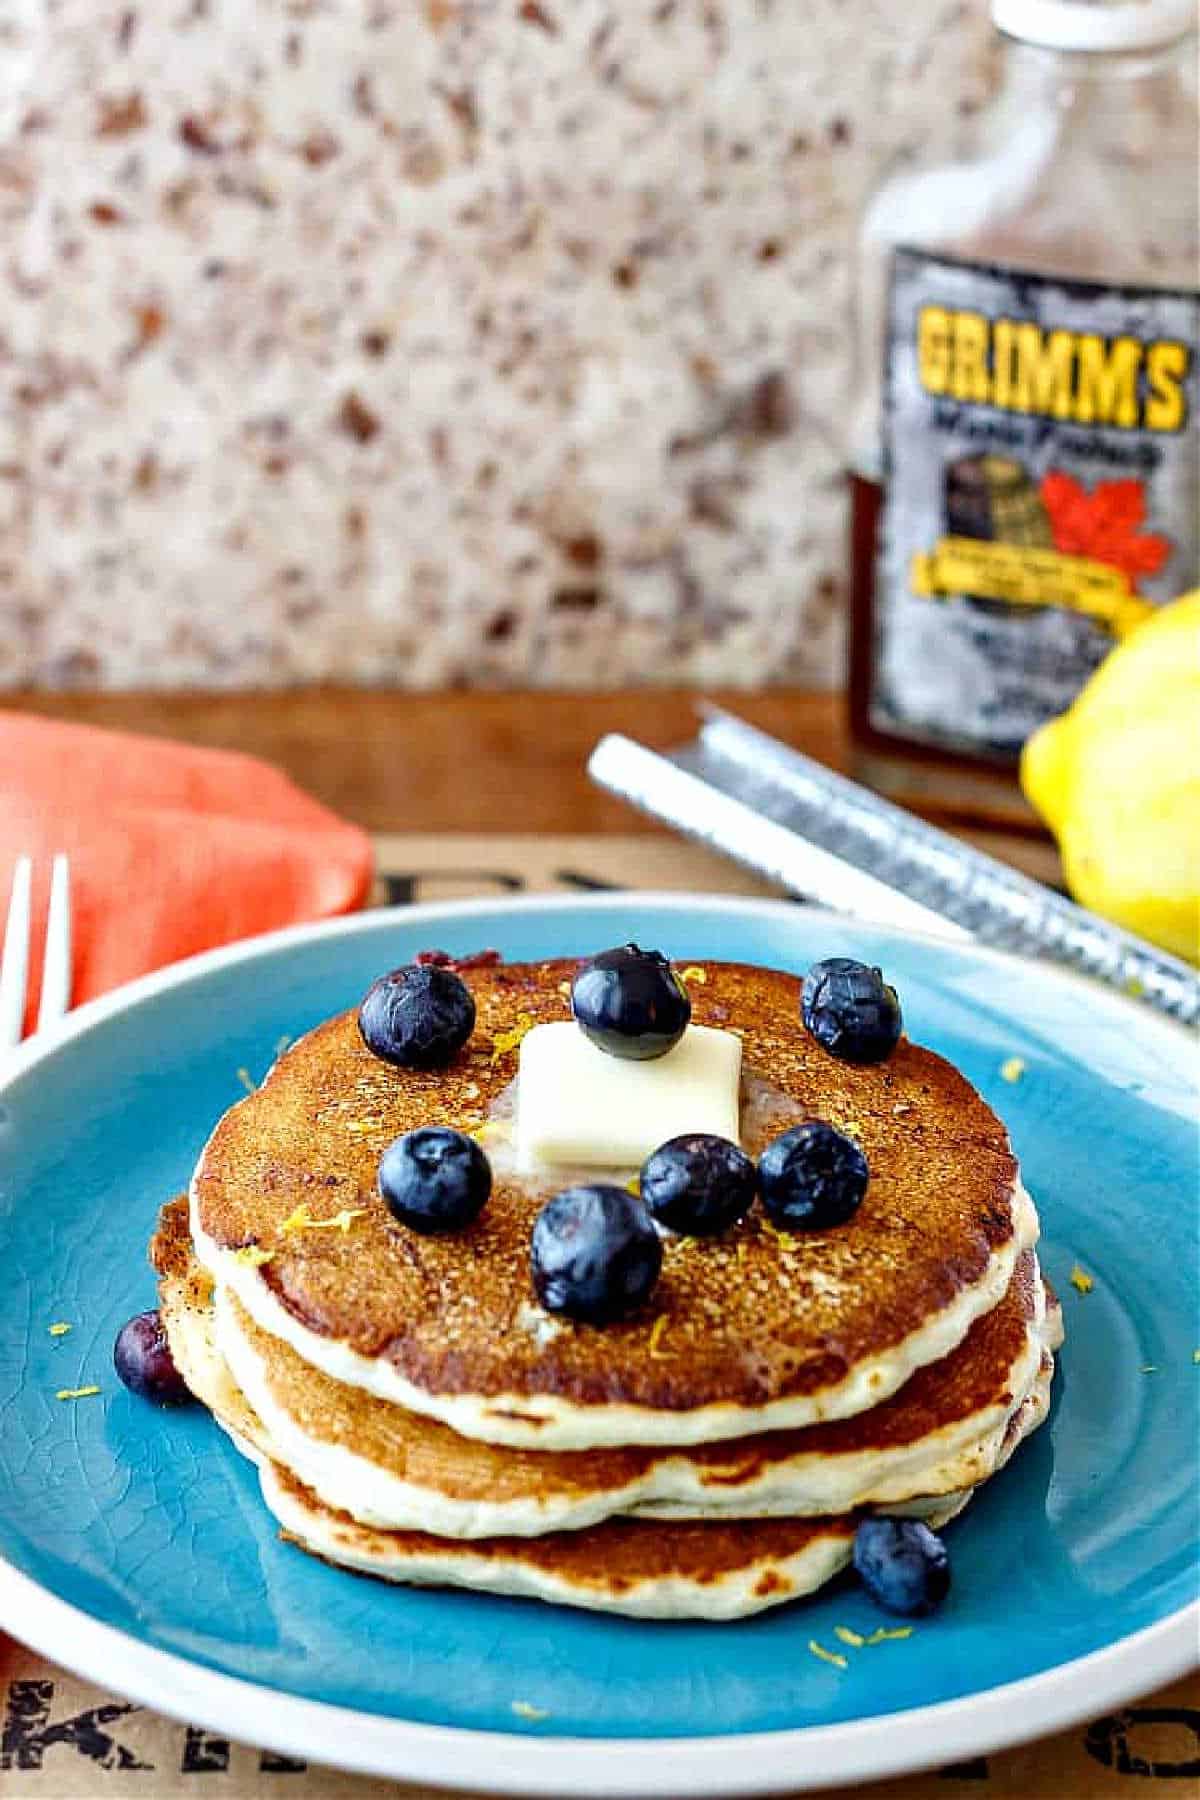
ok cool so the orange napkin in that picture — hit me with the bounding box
[1,711,374,1031]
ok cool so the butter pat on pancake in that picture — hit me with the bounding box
[516,1020,741,1169]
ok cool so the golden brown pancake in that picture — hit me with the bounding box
[258,1465,883,1620]
[155,1199,1047,1533]
[252,1372,1054,1621]
[152,1227,983,1621]
[155,1199,1059,1620]
[189,957,1035,1449]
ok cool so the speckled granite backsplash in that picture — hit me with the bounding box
[0,1,993,689]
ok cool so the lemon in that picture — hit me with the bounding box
[1020,591,1200,964]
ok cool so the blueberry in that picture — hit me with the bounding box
[853,1517,951,1617]
[758,1120,868,1230]
[640,1134,758,1237]
[358,964,475,1069]
[531,1185,663,1323]
[113,1310,191,1405]
[801,957,902,1064]
[379,1127,492,1234]
[571,944,691,1062]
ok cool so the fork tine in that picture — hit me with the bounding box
[37,854,72,1032]
[0,857,33,1051]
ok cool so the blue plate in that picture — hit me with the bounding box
[0,896,1195,1795]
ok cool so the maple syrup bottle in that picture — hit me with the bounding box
[846,0,1198,816]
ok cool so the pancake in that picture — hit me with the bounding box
[213,1236,1049,1534]
[251,1366,1054,1619]
[155,1235,992,1621]
[255,1463,971,1622]
[156,1201,1059,1542]
[190,956,1038,1451]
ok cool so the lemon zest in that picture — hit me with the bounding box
[48,1322,72,1337]
[833,1625,865,1648]
[281,1204,367,1236]
[1193,1349,1200,1365]
[491,1012,535,1062]
[274,1034,292,1058]
[808,1640,847,1670]
[1000,1057,1027,1084]
[233,1245,275,1267]
[648,1316,670,1360]
[680,965,707,984]
[235,1067,258,1095]
[1140,1364,1158,1374]
[56,1385,100,1401]
[1069,1264,1094,1295]
[1124,977,1145,999]
[625,1177,641,1197]
[510,1701,550,1722]
[864,1625,913,1644]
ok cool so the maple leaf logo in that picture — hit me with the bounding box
[1039,472,1172,593]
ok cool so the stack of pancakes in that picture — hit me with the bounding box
[155,957,1061,1620]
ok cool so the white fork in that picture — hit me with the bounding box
[0,855,73,1057]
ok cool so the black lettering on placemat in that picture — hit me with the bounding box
[258,1750,308,1773]
[0,1680,152,1773]
[180,1726,229,1773]
[380,870,525,906]
[1085,1706,1200,1779]
[554,869,620,891]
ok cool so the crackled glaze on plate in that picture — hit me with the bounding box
[0,896,1195,1794]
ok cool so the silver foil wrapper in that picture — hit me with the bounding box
[589,707,1200,1029]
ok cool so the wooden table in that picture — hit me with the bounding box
[13,687,1060,883]
[12,690,848,834]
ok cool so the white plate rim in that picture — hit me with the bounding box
[0,890,1196,1795]
[0,1559,1194,1796]
[2,889,1196,1084]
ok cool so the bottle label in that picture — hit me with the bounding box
[873,248,1198,756]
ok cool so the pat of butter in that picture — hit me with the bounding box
[516,1021,742,1171]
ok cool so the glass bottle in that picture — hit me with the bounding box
[846,0,1199,820]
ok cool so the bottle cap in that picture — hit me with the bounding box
[992,0,1196,49]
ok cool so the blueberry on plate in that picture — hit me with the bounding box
[571,944,691,1061]
[758,1120,868,1230]
[640,1134,758,1237]
[379,1127,492,1234]
[113,1310,191,1405]
[358,964,476,1069]
[801,957,902,1064]
[853,1517,951,1616]
[531,1184,663,1323]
